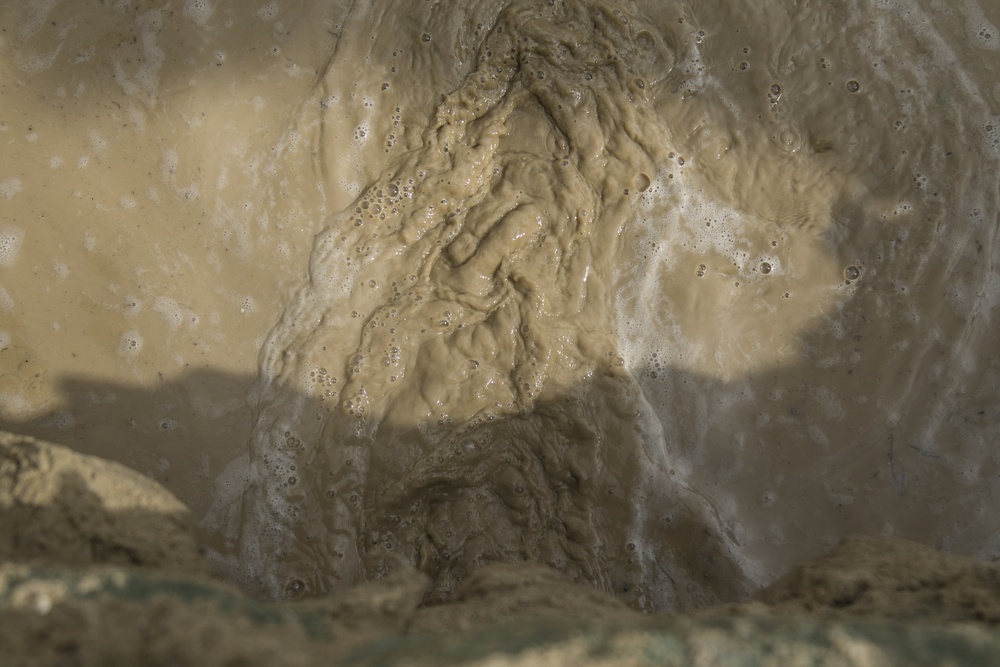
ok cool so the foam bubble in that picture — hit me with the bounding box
[256,2,279,21]
[153,296,185,330]
[183,0,215,25]
[969,19,999,50]
[52,262,69,280]
[15,45,62,75]
[984,120,999,153]
[0,177,22,199]
[49,411,76,430]
[161,149,178,181]
[0,226,25,266]
[122,295,143,318]
[118,330,144,357]
[48,156,62,169]
[0,331,8,349]
[0,286,13,311]
[126,105,146,132]
[88,129,107,153]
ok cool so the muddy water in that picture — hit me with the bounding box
[1,0,999,612]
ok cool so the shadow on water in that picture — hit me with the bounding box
[5,308,995,614]
[0,360,757,612]
[0,369,259,520]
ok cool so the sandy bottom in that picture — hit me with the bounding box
[1,0,1000,615]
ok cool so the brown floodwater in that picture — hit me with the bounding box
[1,0,998,611]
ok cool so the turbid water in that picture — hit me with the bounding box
[1,0,998,612]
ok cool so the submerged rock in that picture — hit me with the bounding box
[0,431,204,573]
[754,534,1000,624]
[3,432,1000,666]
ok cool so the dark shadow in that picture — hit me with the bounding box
[2,284,996,616]
[0,369,260,521]
[0,433,203,572]
[1,360,757,612]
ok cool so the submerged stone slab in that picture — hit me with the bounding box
[0,431,204,573]
[756,534,1000,624]
[3,433,999,665]
[2,561,1000,666]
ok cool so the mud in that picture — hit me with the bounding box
[1,0,999,616]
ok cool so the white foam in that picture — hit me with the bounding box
[984,118,999,153]
[0,177,22,199]
[122,295,143,318]
[88,129,107,154]
[970,22,999,50]
[48,410,76,430]
[112,9,165,108]
[183,0,215,26]
[0,331,8,349]
[153,296,185,330]
[118,330,144,357]
[962,0,999,50]
[0,225,25,266]
[127,105,147,132]
[0,286,13,311]
[15,41,64,75]
[256,1,279,21]
[161,149,178,180]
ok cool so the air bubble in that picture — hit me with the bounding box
[846,80,860,93]
[0,225,25,267]
[284,578,305,599]
[760,262,772,274]
[0,177,22,200]
[117,330,144,357]
[844,265,861,281]
[182,0,215,25]
[256,2,278,21]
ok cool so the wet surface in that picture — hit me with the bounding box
[2,0,999,611]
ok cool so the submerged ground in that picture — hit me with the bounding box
[1,0,999,617]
